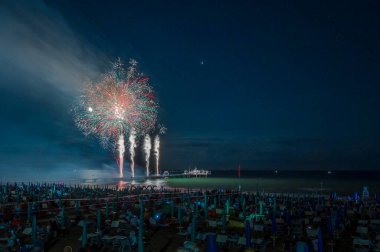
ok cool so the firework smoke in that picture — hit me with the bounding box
[143,135,152,176]
[117,134,125,178]
[153,135,160,176]
[129,128,137,178]
[158,124,167,135]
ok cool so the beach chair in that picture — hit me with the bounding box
[196,233,203,241]
[237,236,246,247]
[356,226,368,238]
[306,228,318,238]
[216,208,224,215]
[112,238,121,251]
[347,210,355,216]
[183,241,200,252]
[111,221,120,228]
[305,211,314,216]
[208,220,217,228]
[358,220,368,226]
[253,238,267,251]
[216,234,228,246]
[22,227,32,235]
[293,226,303,236]
[376,234,380,241]
[128,231,137,246]
[119,238,132,252]
[371,220,380,232]
[353,238,371,252]
[63,246,72,252]
[254,224,264,233]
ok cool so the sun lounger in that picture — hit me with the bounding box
[22,227,32,235]
[358,220,368,226]
[237,236,246,246]
[78,233,98,240]
[111,221,120,228]
[356,226,368,237]
[254,224,264,232]
[353,238,371,252]
[375,234,380,241]
[216,234,228,245]
[304,211,314,216]
[253,238,266,251]
[306,228,318,238]
[208,220,217,228]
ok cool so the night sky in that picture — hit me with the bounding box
[1,0,380,179]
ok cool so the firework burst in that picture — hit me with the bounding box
[74,59,158,177]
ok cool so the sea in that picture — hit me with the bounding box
[4,169,379,196]
[117,170,380,196]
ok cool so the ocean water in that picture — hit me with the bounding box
[115,170,380,195]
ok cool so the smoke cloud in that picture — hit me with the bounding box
[0,0,111,179]
[0,0,104,95]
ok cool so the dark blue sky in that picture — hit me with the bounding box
[1,0,380,178]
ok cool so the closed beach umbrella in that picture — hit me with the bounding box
[242,197,246,213]
[191,215,196,242]
[178,205,182,227]
[75,200,80,214]
[286,210,291,225]
[327,218,333,240]
[106,202,109,220]
[208,233,217,252]
[138,198,144,252]
[271,213,277,235]
[296,241,309,252]
[195,201,199,217]
[27,203,31,223]
[297,193,300,204]
[112,201,117,212]
[317,227,323,252]
[97,209,101,232]
[32,215,37,242]
[204,193,208,219]
[60,207,65,228]
[245,219,252,248]
[225,199,229,217]
[82,222,87,248]
[171,201,174,219]
[221,213,227,232]
[354,192,358,203]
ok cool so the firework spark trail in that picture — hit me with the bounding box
[153,135,160,176]
[129,128,137,178]
[117,134,125,178]
[143,135,151,176]
[74,59,158,178]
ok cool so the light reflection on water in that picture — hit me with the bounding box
[96,178,169,190]
[72,175,380,195]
